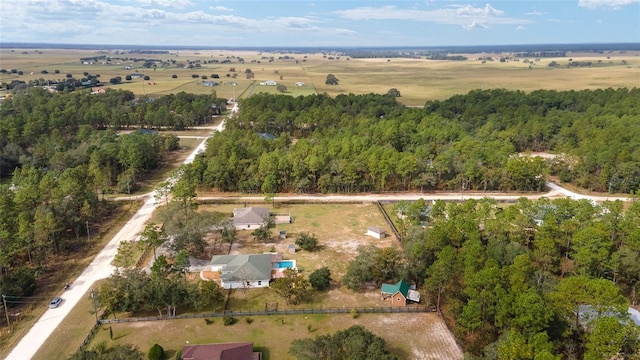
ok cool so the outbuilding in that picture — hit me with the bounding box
[367,226,386,239]
[381,280,409,306]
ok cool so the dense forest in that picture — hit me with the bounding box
[0,88,226,298]
[193,88,640,195]
[339,197,640,359]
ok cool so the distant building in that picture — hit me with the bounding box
[258,132,276,140]
[295,82,305,86]
[203,81,219,87]
[130,73,144,78]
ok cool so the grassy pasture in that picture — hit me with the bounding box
[78,312,461,360]
[2,48,638,105]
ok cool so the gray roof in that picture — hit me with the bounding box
[211,254,272,282]
[368,226,385,234]
[233,207,269,226]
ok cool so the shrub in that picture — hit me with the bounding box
[309,267,332,291]
[223,316,236,326]
[148,343,164,360]
[245,317,254,324]
[350,308,359,319]
[295,232,319,252]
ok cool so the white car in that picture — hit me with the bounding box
[49,297,63,309]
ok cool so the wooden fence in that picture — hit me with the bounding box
[99,305,432,324]
[375,201,402,242]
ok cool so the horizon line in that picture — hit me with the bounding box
[2,41,640,52]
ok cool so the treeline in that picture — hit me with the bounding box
[0,87,226,177]
[345,198,640,358]
[0,88,225,297]
[195,88,640,194]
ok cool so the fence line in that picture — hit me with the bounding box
[98,305,433,324]
[376,201,402,242]
[77,309,109,352]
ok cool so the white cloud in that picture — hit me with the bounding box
[335,28,358,36]
[333,3,527,30]
[463,21,489,30]
[136,0,193,9]
[578,0,640,9]
[210,5,233,12]
[525,10,545,16]
[515,25,526,30]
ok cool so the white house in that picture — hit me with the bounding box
[367,226,386,239]
[263,80,277,86]
[210,253,296,289]
[295,82,305,86]
[210,254,272,289]
[232,207,270,230]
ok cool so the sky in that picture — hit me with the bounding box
[0,0,639,48]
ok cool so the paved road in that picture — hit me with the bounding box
[5,107,231,360]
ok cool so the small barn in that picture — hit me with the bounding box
[367,226,386,239]
[381,280,409,306]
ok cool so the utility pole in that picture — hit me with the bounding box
[86,221,91,247]
[2,295,10,331]
[90,289,99,324]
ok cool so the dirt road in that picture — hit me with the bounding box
[197,182,634,204]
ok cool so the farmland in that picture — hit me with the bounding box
[1,48,639,106]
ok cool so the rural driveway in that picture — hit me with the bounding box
[5,107,230,360]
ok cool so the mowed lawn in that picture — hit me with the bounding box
[2,48,638,106]
[85,312,462,360]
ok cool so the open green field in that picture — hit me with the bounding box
[2,48,639,106]
[73,312,461,360]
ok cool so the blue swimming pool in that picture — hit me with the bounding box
[274,261,295,269]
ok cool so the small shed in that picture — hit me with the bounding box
[287,244,296,254]
[381,280,409,306]
[367,226,386,239]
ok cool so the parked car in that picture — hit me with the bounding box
[49,297,63,309]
